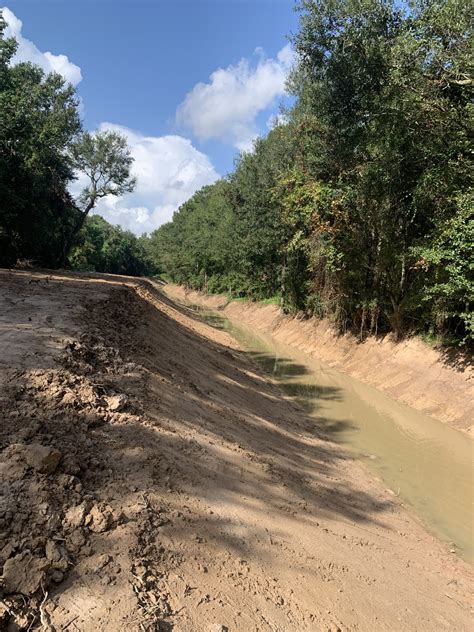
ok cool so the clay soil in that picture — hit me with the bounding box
[0,269,473,631]
[164,286,474,435]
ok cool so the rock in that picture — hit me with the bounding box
[105,394,128,412]
[2,551,50,595]
[209,626,229,632]
[22,444,62,474]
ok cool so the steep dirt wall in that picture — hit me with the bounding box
[164,284,474,435]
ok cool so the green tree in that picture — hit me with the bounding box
[63,130,136,263]
[0,12,81,266]
[134,0,474,345]
[69,214,156,277]
[289,0,472,337]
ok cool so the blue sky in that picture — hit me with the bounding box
[3,0,299,233]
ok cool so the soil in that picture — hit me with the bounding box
[164,286,474,435]
[0,269,473,631]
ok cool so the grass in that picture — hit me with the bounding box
[259,295,281,306]
[226,294,280,306]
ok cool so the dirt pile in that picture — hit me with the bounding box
[0,283,175,630]
[1,270,473,631]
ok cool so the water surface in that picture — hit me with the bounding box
[190,304,474,563]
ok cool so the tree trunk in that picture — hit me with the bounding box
[59,199,95,267]
[280,253,286,308]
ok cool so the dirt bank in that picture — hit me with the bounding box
[164,285,474,435]
[1,269,473,631]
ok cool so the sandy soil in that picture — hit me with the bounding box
[164,286,474,435]
[0,269,473,631]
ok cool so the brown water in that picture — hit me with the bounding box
[192,306,474,564]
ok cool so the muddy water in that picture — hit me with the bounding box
[191,306,474,564]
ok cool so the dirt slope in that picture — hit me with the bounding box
[0,269,473,631]
[164,286,474,435]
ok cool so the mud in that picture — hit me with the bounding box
[0,270,473,631]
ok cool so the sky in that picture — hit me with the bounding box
[2,0,299,234]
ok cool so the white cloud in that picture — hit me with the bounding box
[72,123,219,235]
[2,6,82,85]
[176,44,294,151]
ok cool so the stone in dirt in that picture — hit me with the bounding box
[2,551,50,595]
[22,443,62,474]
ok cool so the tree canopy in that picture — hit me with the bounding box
[152,0,473,345]
[1,3,472,343]
[0,12,145,273]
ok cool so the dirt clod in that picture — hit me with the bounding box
[63,501,91,529]
[105,394,128,411]
[21,443,62,474]
[86,503,113,533]
[2,552,50,595]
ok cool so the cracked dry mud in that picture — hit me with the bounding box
[0,269,472,631]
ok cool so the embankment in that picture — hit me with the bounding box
[2,269,473,631]
[163,284,474,435]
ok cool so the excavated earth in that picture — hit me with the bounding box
[0,269,473,631]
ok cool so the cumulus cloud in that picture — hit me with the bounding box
[176,44,295,151]
[73,124,219,234]
[2,7,82,85]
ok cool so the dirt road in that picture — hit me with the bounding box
[1,270,472,631]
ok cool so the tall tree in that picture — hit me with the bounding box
[0,12,81,266]
[63,130,136,263]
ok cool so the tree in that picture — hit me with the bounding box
[288,0,472,337]
[69,214,156,277]
[413,192,474,344]
[0,12,81,267]
[0,10,148,276]
[62,130,136,263]
[152,0,472,345]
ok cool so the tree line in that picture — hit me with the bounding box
[0,12,155,276]
[151,0,473,345]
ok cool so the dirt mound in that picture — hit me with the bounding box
[0,286,174,630]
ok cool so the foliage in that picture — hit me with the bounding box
[70,130,136,214]
[150,181,236,292]
[0,11,146,275]
[69,215,157,276]
[0,14,80,267]
[153,0,473,345]
[413,192,474,343]
[62,130,137,264]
